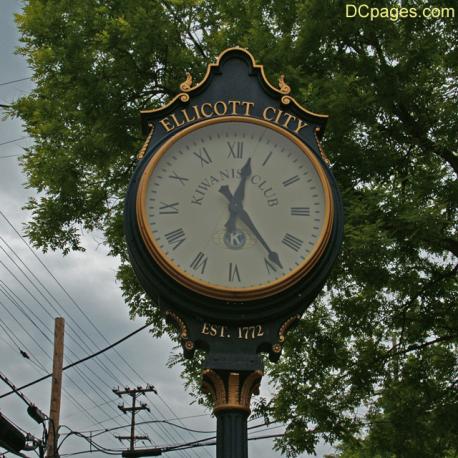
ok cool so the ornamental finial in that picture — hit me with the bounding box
[180,72,193,92]
[278,74,291,94]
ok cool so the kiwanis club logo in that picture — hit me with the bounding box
[213,228,255,250]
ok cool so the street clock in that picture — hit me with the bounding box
[125,47,343,362]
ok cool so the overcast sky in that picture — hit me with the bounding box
[0,2,332,457]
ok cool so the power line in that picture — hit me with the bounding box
[0,236,150,434]
[94,419,215,438]
[0,283,118,426]
[0,312,104,426]
[0,210,212,453]
[0,316,46,372]
[0,277,54,345]
[0,372,47,424]
[60,420,279,448]
[57,427,285,456]
[0,251,127,419]
[0,212,201,455]
[0,77,31,86]
[0,324,149,400]
[0,234,128,386]
[0,216,144,390]
[0,153,22,159]
[0,296,51,366]
[0,136,28,147]
[66,413,211,436]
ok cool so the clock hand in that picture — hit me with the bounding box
[219,158,252,233]
[219,185,238,233]
[237,208,283,269]
[219,188,283,269]
[232,157,252,206]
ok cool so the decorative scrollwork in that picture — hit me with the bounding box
[136,123,154,160]
[240,370,262,407]
[270,315,301,358]
[278,74,291,94]
[202,369,263,414]
[179,72,193,92]
[179,93,190,103]
[281,95,292,105]
[278,314,301,343]
[202,369,226,407]
[314,127,331,165]
[165,310,188,339]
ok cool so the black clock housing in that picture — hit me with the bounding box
[124,48,343,362]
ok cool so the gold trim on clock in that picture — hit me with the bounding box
[141,47,328,121]
[136,116,334,301]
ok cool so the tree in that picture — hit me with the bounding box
[11,0,457,456]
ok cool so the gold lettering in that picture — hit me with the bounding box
[294,119,308,133]
[220,325,228,338]
[200,103,213,118]
[262,106,276,121]
[282,112,296,129]
[228,100,241,115]
[274,109,283,124]
[192,105,202,120]
[160,117,174,132]
[210,324,217,337]
[241,101,254,116]
[182,108,196,123]
[214,101,228,116]
[201,323,210,335]
[170,113,185,128]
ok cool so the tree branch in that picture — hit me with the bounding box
[388,334,458,358]
[162,1,208,60]
[394,101,458,176]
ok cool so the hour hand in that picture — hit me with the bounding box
[219,185,237,233]
[219,185,232,202]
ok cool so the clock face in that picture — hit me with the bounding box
[137,117,332,300]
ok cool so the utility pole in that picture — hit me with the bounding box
[46,318,65,458]
[113,385,157,452]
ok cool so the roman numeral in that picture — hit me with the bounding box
[291,207,310,216]
[262,151,273,166]
[282,233,303,252]
[228,263,241,282]
[190,252,208,274]
[165,228,186,250]
[159,202,179,214]
[282,175,300,187]
[193,147,212,167]
[227,141,244,159]
[169,171,189,186]
[265,258,278,274]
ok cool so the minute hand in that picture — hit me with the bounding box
[235,208,283,269]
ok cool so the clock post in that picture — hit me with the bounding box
[202,364,263,457]
[125,47,344,457]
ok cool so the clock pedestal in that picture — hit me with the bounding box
[202,368,263,458]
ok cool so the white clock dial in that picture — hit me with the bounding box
[138,118,332,299]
